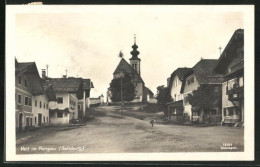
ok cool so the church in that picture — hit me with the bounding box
[108,36,154,103]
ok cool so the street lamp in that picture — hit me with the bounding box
[118,70,124,115]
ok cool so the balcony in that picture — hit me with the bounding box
[227,86,244,101]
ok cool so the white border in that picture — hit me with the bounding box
[6,5,255,161]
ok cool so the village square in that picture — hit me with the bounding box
[15,27,244,153]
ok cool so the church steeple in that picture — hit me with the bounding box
[129,34,141,75]
[130,34,140,60]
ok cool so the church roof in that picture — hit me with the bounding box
[113,58,144,83]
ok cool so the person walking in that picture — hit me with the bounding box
[150,119,155,127]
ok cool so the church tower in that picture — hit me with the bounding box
[129,35,141,75]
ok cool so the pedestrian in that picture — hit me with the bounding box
[150,119,155,127]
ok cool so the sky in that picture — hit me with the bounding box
[14,6,244,99]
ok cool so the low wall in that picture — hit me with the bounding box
[50,117,69,125]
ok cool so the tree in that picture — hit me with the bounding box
[156,85,172,116]
[109,74,136,102]
[186,85,222,123]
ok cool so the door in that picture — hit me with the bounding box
[38,113,42,126]
[26,117,30,127]
[19,113,23,132]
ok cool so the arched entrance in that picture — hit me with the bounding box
[19,113,23,133]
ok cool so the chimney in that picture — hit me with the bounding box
[42,69,46,79]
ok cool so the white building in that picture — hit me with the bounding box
[167,68,190,121]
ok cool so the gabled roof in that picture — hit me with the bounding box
[83,79,94,90]
[43,84,56,101]
[15,61,35,74]
[15,61,44,95]
[191,59,224,84]
[168,67,191,91]
[114,58,135,74]
[181,59,224,93]
[113,58,144,83]
[215,29,244,74]
[144,86,154,97]
[47,77,83,93]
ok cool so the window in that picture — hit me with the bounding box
[40,101,42,108]
[57,97,63,104]
[35,117,37,124]
[28,97,32,107]
[232,83,237,89]
[24,79,27,87]
[18,76,22,84]
[57,111,63,118]
[44,103,45,109]
[78,104,81,110]
[25,96,28,105]
[43,116,45,123]
[47,117,48,123]
[35,100,37,107]
[239,77,243,87]
[229,108,233,116]
[18,94,22,104]
[210,109,217,115]
[46,104,48,109]
[187,77,194,85]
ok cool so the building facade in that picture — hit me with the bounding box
[47,77,83,125]
[15,60,44,132]
[181,59,224,124]
[167,68,190,121]
[215,29,244,126]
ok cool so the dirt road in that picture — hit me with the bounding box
[16,105,244,154]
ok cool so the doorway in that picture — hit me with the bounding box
[18,113,23,133]
[38,113,42,126]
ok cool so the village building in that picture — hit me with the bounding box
[215,29,244,126]
[167,68,190,121]
[15,60,45,132]
[46,77,83,125]
[32,76,56,127]
[109,36,153,102]
[181,59,224,124]
[90,94,104,106]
